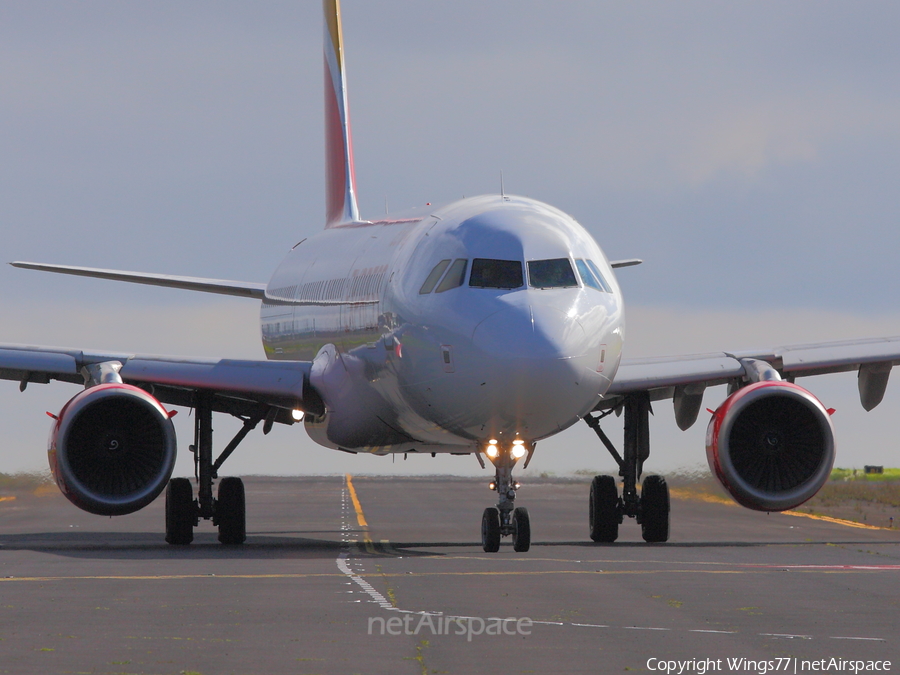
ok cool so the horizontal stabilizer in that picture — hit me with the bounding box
[10,262,266,300]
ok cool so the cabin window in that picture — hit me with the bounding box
[435,258,468,293]
[419,259,451,294]
[469,259,523,289]
[527,258,578,289]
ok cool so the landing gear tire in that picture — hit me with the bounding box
[640,475,670,543]
[481,507,501,552]
[589,475,619,543]
[512,506,531,552]
[217,477,246,545]
[165,477,195,545]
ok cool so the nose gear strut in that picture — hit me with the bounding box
[480,442,532,553]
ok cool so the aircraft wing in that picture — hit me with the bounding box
[10,262,266,300]
[0,344,318,422]
[602,335,900,427]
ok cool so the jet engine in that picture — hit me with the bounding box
[706,381,835,512]
[48,383,177,516]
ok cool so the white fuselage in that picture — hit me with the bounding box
[261,195,624,454]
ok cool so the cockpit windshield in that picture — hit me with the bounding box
[527,258,578,289]
[435,258,468,293]
[575,259,610,292]
[419,259,451,294]
[469,259,524,289]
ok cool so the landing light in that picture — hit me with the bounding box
[486,445,499,458]
[291,409,305,422]
[489,439,498,445]
[511,445,527,459]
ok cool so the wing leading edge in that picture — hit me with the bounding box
[0,344,319,422]
[603,335,900,426]
[10,262,266,300]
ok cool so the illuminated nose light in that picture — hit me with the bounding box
[511,445,527,459]
[486,445,499,458]
[291,409,305,422]
[489,439,498,445]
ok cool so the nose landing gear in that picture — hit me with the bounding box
[479,441,532,552]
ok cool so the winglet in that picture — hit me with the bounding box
[323,0,360,227]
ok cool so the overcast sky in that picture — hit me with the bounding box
[1,2,899,482]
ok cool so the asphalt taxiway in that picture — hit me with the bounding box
[1,476,898,674]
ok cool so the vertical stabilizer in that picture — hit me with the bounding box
[323,0,360,227]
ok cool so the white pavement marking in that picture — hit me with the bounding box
[625,626,670,631]
[760,633,812,639]
[332,479,888,644]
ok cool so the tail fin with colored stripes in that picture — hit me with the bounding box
[323,0,360,227]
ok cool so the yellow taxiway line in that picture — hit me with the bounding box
[346,474,375,553]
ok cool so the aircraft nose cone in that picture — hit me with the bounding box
[472,302,587,360]
[466,299,600,437]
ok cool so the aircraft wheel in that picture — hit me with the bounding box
[640,475,670,543]
[165,477,195,545]
[481,507,501,553]
[512,506,531,552]
[217,477,247,545]
[589,475,619,543]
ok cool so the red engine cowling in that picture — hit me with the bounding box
[48,383,177,516]
[706,381,835,512]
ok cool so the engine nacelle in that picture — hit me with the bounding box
[48,383,177,516]
[706,381,835,512]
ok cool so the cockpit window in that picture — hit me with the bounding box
[435,258,468,293]
[419,259,451,294]
[586,259,613,292]
[469,259,524,289]
[575,259,605,292]
[527,258,578,289]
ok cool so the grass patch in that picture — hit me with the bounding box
[830,467,900,482]
[801,481,900,509]
[793,469,900,527]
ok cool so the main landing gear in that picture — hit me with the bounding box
[584,392,670,543]
[165,393,263,546]
[479,440,532,553]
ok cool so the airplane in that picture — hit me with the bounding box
[3,0,900,552]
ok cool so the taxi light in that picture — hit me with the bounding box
[489,482,496,490]
[486,445,499,458]
[511,445,527,459]
[291,409,305,422]
[489,439,498,445]
[513,439,524,445]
